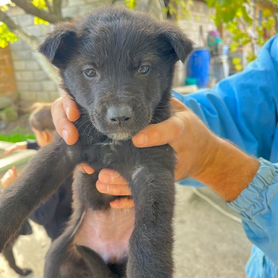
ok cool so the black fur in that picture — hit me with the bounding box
[1,220,33,276]
[0,8,192,278]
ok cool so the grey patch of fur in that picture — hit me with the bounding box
[132,166,145,181]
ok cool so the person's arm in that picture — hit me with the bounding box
[4,142,27,156]
[170,36,277,263]
[26,140,40,150]
[175,35,277,158]
[0,167,18,190]
[228,159,277,264]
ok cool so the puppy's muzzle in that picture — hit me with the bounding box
[106,104,133,126]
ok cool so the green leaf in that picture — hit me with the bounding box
[125,0,137,10]
[32,0,50,25]
[0,22,18,48]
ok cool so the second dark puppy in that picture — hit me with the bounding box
[0,8,192,278]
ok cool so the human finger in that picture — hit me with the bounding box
[78,163,95,175]
[61,93,80,122]
[132,116,184,148]
[110,198,135,209]
[96,180,131,196]
[98,169,128,185]
[51,98,79,145]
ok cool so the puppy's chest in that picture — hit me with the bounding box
[74,208,135,264]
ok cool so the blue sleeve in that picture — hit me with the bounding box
[228,158,278,264]
[173,36,278,263]
[174,36,277,159]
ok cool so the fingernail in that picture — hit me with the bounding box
[65,107,71,120]
[83,166,94,175]
[133,134,147,146]
[62,129,70,144]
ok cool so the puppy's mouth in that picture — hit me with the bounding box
[89,109,152,141]
[89,118,134,141]
[107,132,132,141]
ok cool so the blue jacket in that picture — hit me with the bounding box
[174,35,278,278]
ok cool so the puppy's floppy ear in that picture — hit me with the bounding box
[39,22,77,68]
[159,24,193,63]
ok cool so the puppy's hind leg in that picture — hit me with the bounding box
[45,211,117,278]
[77,245,118,278]
[44,205,85,278]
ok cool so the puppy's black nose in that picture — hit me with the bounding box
[107,105,132,124]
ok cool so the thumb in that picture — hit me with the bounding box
[132,116,184,148]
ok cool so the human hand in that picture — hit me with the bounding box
[51,93,80,145]
[53,94,259,202]
[52,93,214,205]
[52,94,218,202]
[4,142,27,156]
[0,167,18,189]
[52,94,133,208]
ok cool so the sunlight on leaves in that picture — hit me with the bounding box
[125,0,136,10]
[0,22,18,48]
[32,0,50,25]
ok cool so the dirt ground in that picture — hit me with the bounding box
[0,185,251,278]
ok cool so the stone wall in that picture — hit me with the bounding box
[7,0,215,104]
[179,1,215,47]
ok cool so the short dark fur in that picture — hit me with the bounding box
[0,8,192,278]
[1,220,33,276]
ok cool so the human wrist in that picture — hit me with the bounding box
[192,137,260,201]
[186,131,220,179]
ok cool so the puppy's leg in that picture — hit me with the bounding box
[85,142,175,278]
[2,245,32,276]
[126,165,175,278]
[45,172,114,278]
[77,245,118,278]
[0,139,79,251]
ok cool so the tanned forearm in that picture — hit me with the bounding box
[193,138,260,202]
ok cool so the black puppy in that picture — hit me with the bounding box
[0,8,192,278]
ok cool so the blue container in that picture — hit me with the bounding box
[187,48,211,88]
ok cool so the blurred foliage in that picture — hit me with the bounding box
[0,22,18,48]
[125,0,137,9]
[163,0,193,19]
[0,0,51,48]
[32,0,50,25]
[207,0,277,70]
[0,134,35,143]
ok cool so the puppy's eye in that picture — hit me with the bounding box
[137,64,151,75]
[82,67,97,79]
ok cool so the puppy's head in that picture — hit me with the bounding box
[40,8,192,140]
